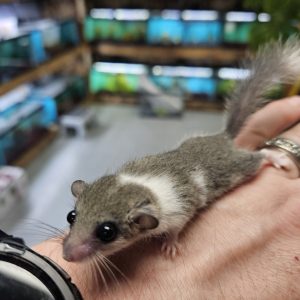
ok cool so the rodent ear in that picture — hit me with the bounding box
[71,180,87,197]
[132,213,159,230]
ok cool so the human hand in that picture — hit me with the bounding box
[236,96,300,179]
[34,97,300,299]
[235,96,300,150]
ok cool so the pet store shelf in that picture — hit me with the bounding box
[0,44,90,96]
[186,99,224,111]
[94,93,137,105]
[94,42,247,65]
[13,125,59,168]
[94,93,224,112]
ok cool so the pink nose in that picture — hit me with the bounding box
[63,243,94,262]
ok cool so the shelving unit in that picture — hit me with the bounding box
[85,4,262,114]
[96,93,224,112]
[92,42,242,111]
[0,0,91,167]
[94,42,246,65]
[0,44,90,167]
[93,42,246,111]
[0,44,89,96]
[0,1,252,166]
[185,98,224,111]
[13,125,59,167]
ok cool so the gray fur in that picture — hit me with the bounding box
[226,36,300,138]
[63,38,300,261]
[119,133,262,212]
[74,175,160,239]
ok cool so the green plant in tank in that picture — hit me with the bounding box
[244,0,300,49]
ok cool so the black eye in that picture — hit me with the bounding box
[67,210,76,225]
[95,222,118,243]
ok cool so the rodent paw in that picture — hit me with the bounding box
[260,148,299,178]
[161,239,181,259]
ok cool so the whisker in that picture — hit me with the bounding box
[102,255,129,285]
[20,223,64,237]
[24,219,66,235]
[87,259,101,294]
[92,255,108,290]
[84,239,130,287]
[22,227,64,238]
[13,219,66,245]
[95,253,119,287]
[14,228,64,242]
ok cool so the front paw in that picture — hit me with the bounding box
[161,238,181,259]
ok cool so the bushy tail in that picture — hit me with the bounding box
[226,36,300,138]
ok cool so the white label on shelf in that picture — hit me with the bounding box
[94,62,147,75]
[218,68,250,80]
[161,10,181,20]
[90,9,114,19]
[114,9,150,21]
[152,66,214,78]
[182,10,219,21]
[225,11,256,22]
[258,13,271,22]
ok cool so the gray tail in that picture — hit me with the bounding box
[226,36,300,138]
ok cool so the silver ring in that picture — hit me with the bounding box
[264,137,300,170]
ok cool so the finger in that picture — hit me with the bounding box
[280,122,300,144]
[272,122,300,179]
[235,96,300,150]
[255,118,300,180]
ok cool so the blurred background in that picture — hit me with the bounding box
[0,0,299,245]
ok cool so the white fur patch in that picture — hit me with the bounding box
[118,173,183,218]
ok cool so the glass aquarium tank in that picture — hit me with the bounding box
[147,11,184,45]
[84,9,147,43]
[89,62,147,93]
[151,65,217,98]
[182,10,222,45]
[223,11,256,44]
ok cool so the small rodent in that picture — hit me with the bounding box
[63,37,300,262]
